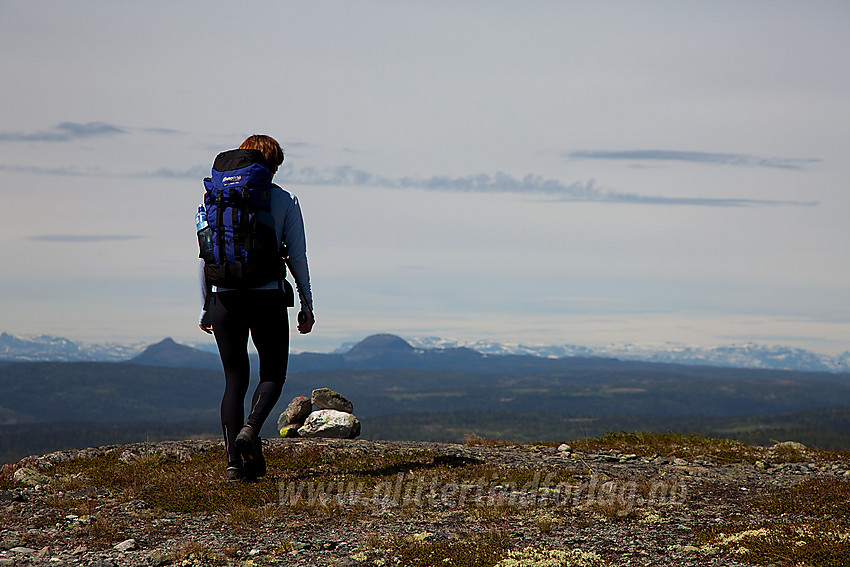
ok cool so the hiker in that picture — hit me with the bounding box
[197,134,314,482]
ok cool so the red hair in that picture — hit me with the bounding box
[239,134,284,171]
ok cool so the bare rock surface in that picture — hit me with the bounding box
[311,388,354,414]
[297,409,361,439]
[277,396,312,430]
[1,437,848,566]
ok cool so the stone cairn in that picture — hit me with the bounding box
[277,388,361,439]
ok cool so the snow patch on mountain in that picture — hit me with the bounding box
[0,332,146,362]
[3,331,848,373]
[406,336,850,373]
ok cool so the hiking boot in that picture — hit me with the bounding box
[225,465,246,483]
[235,425,266,479]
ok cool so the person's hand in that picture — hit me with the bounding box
[297,310,315,334]
[199,310,213,334]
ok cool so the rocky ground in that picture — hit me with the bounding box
[2,435,849,567]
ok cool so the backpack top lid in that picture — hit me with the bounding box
[210,148,272,190]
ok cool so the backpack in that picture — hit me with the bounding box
[201,148,286,289]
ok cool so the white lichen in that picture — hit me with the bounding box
[495,547,606,567]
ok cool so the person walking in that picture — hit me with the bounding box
[197,134,314,482]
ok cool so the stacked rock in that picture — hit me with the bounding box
[277,388,361,439]
[277,396,311,438]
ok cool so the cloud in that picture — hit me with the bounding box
[0,164,107,176]
[0,122,126,143]
[278,164,817,207]
[145,165,209,179]
[27,235,142,242]
[569,150,821,170]
[0,161,817,207]
[136,126,182,136]
[0,163,206,179]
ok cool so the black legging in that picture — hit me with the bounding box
[209,290,289,466]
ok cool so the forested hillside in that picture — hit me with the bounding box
[3,346,850,463]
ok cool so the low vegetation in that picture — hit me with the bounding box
[4,432,850,565]
[695,477,850,564]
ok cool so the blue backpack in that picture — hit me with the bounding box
[201,149,286,289]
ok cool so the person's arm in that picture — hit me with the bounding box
[282,195,314,333]
[198,258,213,333]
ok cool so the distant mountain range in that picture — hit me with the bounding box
[404,336,850,374]
[0,332,146,362]
[3,331,850,463]
[1,331,848,373]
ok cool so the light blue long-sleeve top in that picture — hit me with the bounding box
[198,184,313,326]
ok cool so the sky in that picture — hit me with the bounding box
[1,1,848,355]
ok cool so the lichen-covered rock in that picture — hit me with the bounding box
[279,425,300,438]
[771,441,807,452]
[118,444,196,464]
[297,409,360,439]
[277,396,312,430]
[12,468,50,487]
[311,388,354,413]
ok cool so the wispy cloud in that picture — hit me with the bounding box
[0,161,817,207]
[0,163,206,179]
[145,166,209,179]
[278,164,817,207]
[0,122,126,143]
[137,126,182,136]
[0,164,107,176]
[281,165,602,197]
[569,150,821,170]
[27,235,142,242]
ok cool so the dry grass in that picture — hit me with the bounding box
[169,540,220,565]
[571,431,759,462]
[695,477,850,564]
[464,433,518,447]
[755,477,850,517]
[373,529,512,567]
